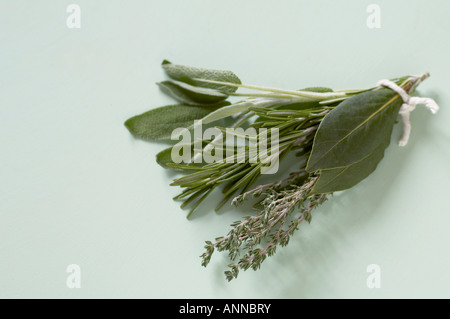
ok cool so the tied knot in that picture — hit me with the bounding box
[377,78,439,146]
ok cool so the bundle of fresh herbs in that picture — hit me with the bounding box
[125,60,438,281]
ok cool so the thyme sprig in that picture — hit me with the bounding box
[201,172,328,281]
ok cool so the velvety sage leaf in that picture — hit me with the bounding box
[156,143,205,169]
[198,101,253,125]
[161,60,241,93]
[156,146,174,168]
[124,102,229,141]
[157,80,228,105]
[306,88,403,172]
[311,144,386,194]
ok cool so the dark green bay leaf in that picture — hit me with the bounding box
[311,144,386,194]
[157,80,228,105]
[124,102,229,141]
[306,88,403,172]
[161,60,241,94]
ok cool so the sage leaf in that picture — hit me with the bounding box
[156,145,182,168]
[157,80,228,105]
[311,144,386,194]
[306,88,403,172]
[124,102,229,141]
[162,60,241,94]
[156,143,205,169]
[198,101,253,125]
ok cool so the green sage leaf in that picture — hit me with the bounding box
[124,102,229,141]
[306,88,402,172]
[156,143,206,169]
[198,101,253,125]
[157,80,228,105]
[162,60,241,93]
[156,145,182,168]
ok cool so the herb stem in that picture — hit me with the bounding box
[193,78,347,100]
[228,92,301,99]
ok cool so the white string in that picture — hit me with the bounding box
[377,78,439,146]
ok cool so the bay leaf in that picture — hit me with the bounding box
[311,144,386,194]
[157,80,228,105]
[306,88,402,172]
[161,60,241,93]
[124,102,229,141]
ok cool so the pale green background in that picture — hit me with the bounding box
[1,0,449,299]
